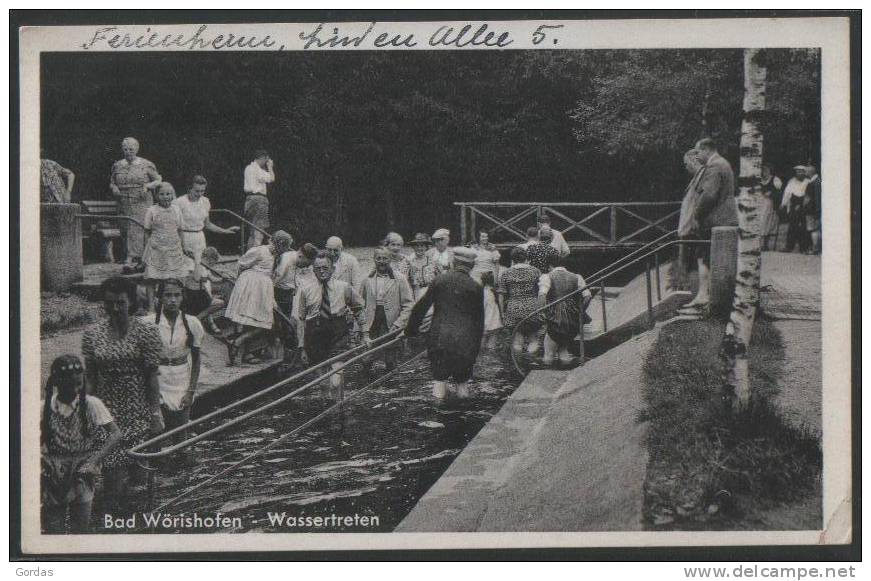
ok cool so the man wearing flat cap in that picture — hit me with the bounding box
[406,246,484,401]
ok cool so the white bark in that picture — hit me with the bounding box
[722,49,766,413]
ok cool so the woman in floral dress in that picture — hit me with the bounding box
[82,277,163,510]
[497,246,542,357]
[110,137,162,268]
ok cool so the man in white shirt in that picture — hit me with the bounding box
[243,149,275,249]
[325,236,361,292]
[538,214,570,258]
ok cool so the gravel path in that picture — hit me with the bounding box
[771,319,822,439]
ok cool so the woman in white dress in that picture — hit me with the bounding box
[470,231,503,350]
[224,232,293,364]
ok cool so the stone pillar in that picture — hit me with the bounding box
[41,203,83,292]
[709,226,738,316]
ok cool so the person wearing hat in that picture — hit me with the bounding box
[685,137,738,309]
[408,233,440,301]
[361,247,415,374]
[325,236,361,291]
[427,228,454,272]
[406,246,484,401]
[780,165,811,253]
[243,149,275,250]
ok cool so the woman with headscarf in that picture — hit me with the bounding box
[223,231,293,364]
[110,137,162,269]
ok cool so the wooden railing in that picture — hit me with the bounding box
[455,202,682,249]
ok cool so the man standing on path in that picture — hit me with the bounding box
[243,149,275,250]
[406,247,484,401]
[685,137,738,310]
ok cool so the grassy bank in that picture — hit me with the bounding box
[41,292,103,337]
[641,319,822,530]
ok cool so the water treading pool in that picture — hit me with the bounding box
[95,339,521,533]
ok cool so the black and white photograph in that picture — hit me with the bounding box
[13,13,857,558]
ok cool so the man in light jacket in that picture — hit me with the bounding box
[362,247,414,372]
[686,137,738,309]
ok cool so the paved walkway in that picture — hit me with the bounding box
[760,252,821,320]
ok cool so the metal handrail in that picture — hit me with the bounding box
[586,230,677,281]
[209,208,271,239]
[508,238,711,376]
[128,328,404,459]
[453,202,683,207]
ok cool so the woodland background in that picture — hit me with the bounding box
[41,49,820,246]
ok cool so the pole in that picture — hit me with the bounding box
[459,204,467,246]
[600,282,608,334]
[645,259,654,329]
[578,293,585,366]
[610,205,618,244]
[654,252,662,302]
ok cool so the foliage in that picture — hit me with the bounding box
[41,49,818,248]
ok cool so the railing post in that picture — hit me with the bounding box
[645,258,654,329]
[578,293,585,366]
[610,205,618,245]
[600,281,608,333]
[459,204,467,246]
[469,208,477,243]
[654,252,662,302]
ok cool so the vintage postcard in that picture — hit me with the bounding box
[14,12,857,557]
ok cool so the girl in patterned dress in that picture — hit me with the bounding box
[82,277,163,509]
[42,355,121,533]
[142,182,191,314]
[497,246,543,357]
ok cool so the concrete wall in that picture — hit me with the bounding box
[710,226,738,316]
[40,203,83,292]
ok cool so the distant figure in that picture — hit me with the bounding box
[290,243,320,359]
[428,228,454,272]
[758,163,784,251]
[497,246,542,357]
[110,137,162,268]
[408,233,440,301]
[152,278,203,468]
[518,225,539,250]
[142,182,190,314]
[538,253,592,368]
[537,214,570,258]
[361,247,414,373]
[470,231,503,350]
[41,354,120,533]
[804,165,821,254]
[297,251,366,393]
[272,232,300,358]
[527,226,561,274]
[40,158,75,203]
[780,165,811,253]
[406,247,484,401]
[383,232,411,282]
[174,175,239,308]
[325,236,361,291]
[686,137,737,309]
[243,149,275,249]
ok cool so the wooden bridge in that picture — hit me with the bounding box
[456,202,682,250]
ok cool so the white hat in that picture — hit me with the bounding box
[432,228,450,241]
[793,165,807,171]
[453,247,476,265]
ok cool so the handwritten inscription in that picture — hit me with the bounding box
[79,22,562,52]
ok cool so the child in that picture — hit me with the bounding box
[42,355,121,533]
[142,182,190,315]
[154,279,204,468]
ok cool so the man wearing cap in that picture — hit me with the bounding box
[407,247,484,400]
[361,247,415,373]
[537,214,570,258]
[780,165,811,253]
[243,149,275,250]
[325,236,361,291]
[685,137,738,309]
[804,165,821,254]
[427,228,454,272]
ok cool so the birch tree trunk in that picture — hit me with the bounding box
[720,49,767,413]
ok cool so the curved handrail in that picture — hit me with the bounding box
[128,328,404,459]
[508,238,710,376]
[210,208,272,240]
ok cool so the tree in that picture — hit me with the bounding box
[720,49,767,413]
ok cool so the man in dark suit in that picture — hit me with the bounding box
[804,164,821,254]
[406,247,484,401]
[685,137,738,309]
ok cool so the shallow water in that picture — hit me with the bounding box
[96,339,520,533]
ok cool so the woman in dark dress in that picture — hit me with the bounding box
[406,247,484,401]
[82,277,163,509]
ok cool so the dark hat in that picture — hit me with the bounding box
[410,233,432,246]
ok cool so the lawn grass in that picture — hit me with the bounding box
[641,318,822,530]
[41,292,103,337]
